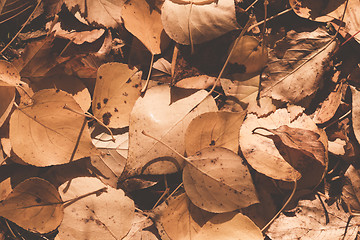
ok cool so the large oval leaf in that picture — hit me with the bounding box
[121,85,217,179]
[183,147,258,213]
[10,89,98,166]
[0,177,63,234]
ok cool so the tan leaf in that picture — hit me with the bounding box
[175,75,219,90]
[121,85,217,179]
[183,147,259,213]
[266,195,357,240]
[343,165,360,213]
[30,74,91,112]
[185,111,246,155]
[122,0,165,55]
[351,86,360,145]
[0,178,12,201]
[123,212,158,240]
[290,0,360,43]
[240,107,325,187]
[155,193,215,240]
[64,0,125,28]
[0,60,20,86]
[260,27,337,103]
[193,212,263,240]
[0,86,15,127]
[58,177,135,240]
[92,62,140,128]
[228,36,268,74]
[0,177,63,234]
[161,0,238,45]
[9,89,98,167]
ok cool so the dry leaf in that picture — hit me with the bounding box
[9,89,98,167]
[58,177,135,240]
[64,0,125,28]
[240,107,325,187]
[228,36,268,74]
[0,177,63,234]
[343,165,360,213]
[122,0,165,55]
[123,212,158,240]
[290,0,360,43]
[185,111,246,155]
[161,0,238,45]
[351,86,360,145]
[0,86,15,127]
[121,85,217,179]
[30,74,91,112]
[155,193,215,240]
[183,147,259,213]
[266,195,357,240]
[193,212,263,240]
[0,60,20,86]
[175,75,219,90]
[260,27,337,103]
[92,62,141,128]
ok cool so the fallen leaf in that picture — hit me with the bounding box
[121,85,217,179]
[175,75,219,90]
[183,147,259,213]
[290,0,360,43]
[0,60,20,86]
[0,177,63,234]
[9,89,98,167]
[266,195,357,240]
[351,86,360,145]
[0,177,12,201]
[260,27,337,103]
[155,193,215,240]
[30,74,91,112]
[122,0,165,55]
[193,212,263,240]
[161,0,239,45]
[228,36,268,74]
[123,212,158,240]
[58,177,135,240]
[343,165,360,213]
[64,0,125,28]
[92,62,141,128]
[185,111,246,155]
[0,86,15,127]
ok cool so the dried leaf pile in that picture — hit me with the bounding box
[0,0,360,239]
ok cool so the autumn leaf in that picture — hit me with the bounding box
[0,86,15,127]
[351,86,360,145]
[0,177,63,234]
[0,60,20,86]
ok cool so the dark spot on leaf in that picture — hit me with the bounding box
[102,112,112,125]
[126,79,132,83]
[56,89,60,93]
[97,103,101,109]
[114,108,118,112]
[36,198,42,203]
[210,140,216,146]
[123,92,128,96]
[134,84,139,88]
[99,76,102,79]
[103,98,108,104]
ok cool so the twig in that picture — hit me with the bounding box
[247,8,292,32]
[141,53,155,93]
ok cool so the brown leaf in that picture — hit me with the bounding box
[0,177,63,234]
[0,60,20,86]
[183,147,259,213]
[0,86,15,127]
[185,111,246,155]
[175,75,219,90]
[351,86,360,145]
[9,89,98,166]
[92,62,141,128]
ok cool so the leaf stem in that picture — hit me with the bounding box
[141,53,155,93]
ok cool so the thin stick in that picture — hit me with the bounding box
[141,53,155,93]
[245,0,259,12]
[59,38,74,57]
[248,8,292,32]
[0,4,32,25]
[261,0,269,55]
[261,179,297,232]
[171,44,179,80]
[0,0,42,55]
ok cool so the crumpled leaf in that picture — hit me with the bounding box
[228,36,268,74]
[351,86,360,145]
[161,0,239,45]
[260,27,337,103]
[0,60,20,86]
[58,177,135,240]
[64,0,125,28]
[121,85,217,179]
[122,0,165,55]
[193,212,263,240]
[154,193,215,240]
[185,111,246,155]
[0,86,15,127]
[30,74,91,112]
[290,0,360,43]
[0,177,63,234]
[266,195,357,240]
[92,62,141,128]
[240,107,326,187]
[9,89,98,167]
[183,147,259,213]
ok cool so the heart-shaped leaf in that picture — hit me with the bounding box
[183,147,259,213]
[0,177,63,233]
